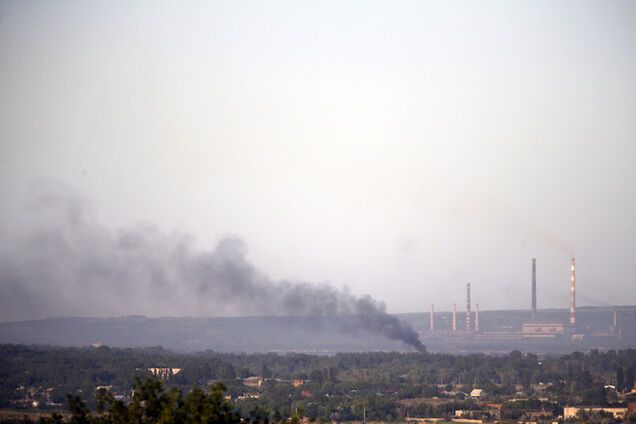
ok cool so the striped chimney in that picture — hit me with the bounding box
[466,283,471,332]
[452,303,457,331]
[569,257,576,326]
[475,303,480,332]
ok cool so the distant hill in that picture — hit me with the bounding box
[0,315,402,353]
[0,306,634,354]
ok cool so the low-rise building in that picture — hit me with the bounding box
[242,376,263,388]
[521,323,565,338]
[470,389,485,399]
[563,406,627,420]
[147,368,182,379]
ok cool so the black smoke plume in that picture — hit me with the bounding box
[0,186,424,351]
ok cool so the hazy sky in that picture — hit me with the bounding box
[1,0,635,320]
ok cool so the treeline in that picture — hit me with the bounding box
[1,345,635,421]
[40,379,241,424]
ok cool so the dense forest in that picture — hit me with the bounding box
[1,345,635,422]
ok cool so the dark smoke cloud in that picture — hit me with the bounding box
[0,186,424,351]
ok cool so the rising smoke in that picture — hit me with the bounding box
[0,186,424,351]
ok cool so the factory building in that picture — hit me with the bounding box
[521,323,566,338]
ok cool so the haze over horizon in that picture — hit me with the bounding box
[1,1,635,322]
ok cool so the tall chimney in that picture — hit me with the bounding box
[475,303,480,332]
[452,303,457,331]
[532,258,537,318]
[569,257,576,326]
[466,283,472,332]
[429,303,434,332]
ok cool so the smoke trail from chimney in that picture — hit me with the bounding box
[0,187,426,352]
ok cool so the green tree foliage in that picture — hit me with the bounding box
[626,367,635,392]
[617,367,624,392]
[40,378,240,424]
[2,345,636,422]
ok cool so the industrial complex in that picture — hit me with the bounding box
[420,257,623,348]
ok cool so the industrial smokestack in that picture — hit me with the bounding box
[613,310,617,328]
[452,303,457,331]
[475,303,480,332]
[532,258,537,318]
[466,283,471,332]
[429,303,434,332]
[569,257,576,326]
